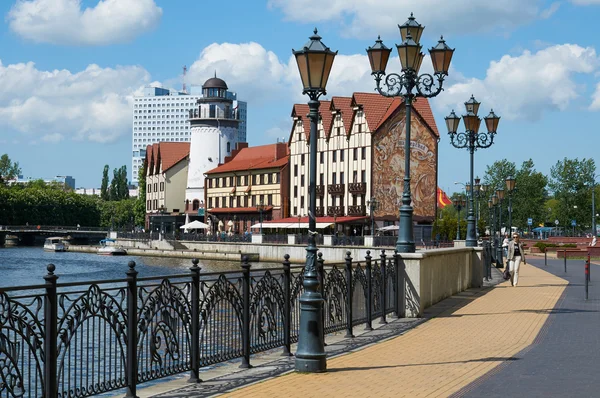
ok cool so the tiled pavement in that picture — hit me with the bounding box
[146,258,585,397]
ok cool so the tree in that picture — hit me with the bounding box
[510,159,548,231]
[100,165,110,201]
[134,159,147,227]
[549,157,596,233]
[108,165,129,201]
[0,154,22,185]
[482,159,517,234]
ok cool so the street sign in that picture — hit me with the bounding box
[571,219,577,226]
[198,208,205,216]
[555,219,559,225]
[527,218,533,226]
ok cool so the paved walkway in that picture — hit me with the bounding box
[222,262,568,397]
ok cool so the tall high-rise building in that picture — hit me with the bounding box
[131,82,247,184]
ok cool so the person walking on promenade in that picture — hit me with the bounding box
[507,233,526,286]
[502,233,510,267]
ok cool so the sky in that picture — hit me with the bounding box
[0,0,599,194]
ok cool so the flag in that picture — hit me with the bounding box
[437,187,452,208]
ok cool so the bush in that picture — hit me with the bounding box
[562,243,577,248]
[534,242,558,252]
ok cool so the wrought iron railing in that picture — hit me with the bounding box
[333,236,365,246]
[0,250,403,397]
[262,234,289,244]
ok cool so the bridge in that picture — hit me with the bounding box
[0,225,108,246]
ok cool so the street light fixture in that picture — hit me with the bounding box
[367,198,379,237]
[474,177,481,237]
[505,176,516,238]
[293,28,336,373]
[257,201,267,236]
[446,96,500,247]
[366,13,454,253]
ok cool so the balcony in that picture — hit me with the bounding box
[348,182,366,195]
[347,205,366,216]
[315,206,325,217]
[327,206,345,217]
[327,183,345,195]
[316,184,325,196]
[188,107,239,121]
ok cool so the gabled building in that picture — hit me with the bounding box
[288,92,439,236]
[144,142,190,215]
[203,142,290,234]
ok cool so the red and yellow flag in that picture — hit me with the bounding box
[437,187,452,208]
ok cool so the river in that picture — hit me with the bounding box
[0,246,277,288]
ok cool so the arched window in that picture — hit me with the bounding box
[192,200,200,211]
[227,142,231,152]
[185,199,190,211]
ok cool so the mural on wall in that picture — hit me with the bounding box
[372,109,437,220]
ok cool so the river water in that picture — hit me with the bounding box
[0,247,275,288]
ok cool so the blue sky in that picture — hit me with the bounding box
[0,0,599,194]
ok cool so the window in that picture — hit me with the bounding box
[208,198,212,208]
[294,207,297,215]
[361,170,366,182]
[237,176,242,186]
[358,124,363,133]
[353,171,358,183]
[208,179,212,188]
[268,194,273,206]
[229,197,234,208]
[320,152,324,164]
[244,196,249,207]
[192,200,200,211]
[294,186,298,197]
[301,154,305,165]
[276,172,280,183]
[353,148,358,160]
[361,147,366,159]
[332,173,337,184]
[294,164,298,176]
[160,182,164,191]
[332,151,337,162]
[260,194,265,204]
[266,173,272,184]
[301,175,305,187]
[147,184,151,193]
[353,195,357,205]
[340,150,344,162]
[229,176,234,187]
[336,127,341,135]
[214,197,219,208]
[153,183,158,192]
[146,200,151,210]
[300,196,305,209]
[319,173,324,185]
[252,195,257,206]
[340,172,345,184]
[227,142,231,152]
[253,174,259,185]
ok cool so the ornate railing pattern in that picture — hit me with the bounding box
[0,250,403,397]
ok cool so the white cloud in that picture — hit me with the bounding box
[0,60,151,143]
[432,44,599,122]
[268,0,556,39]
[7,0,162,45]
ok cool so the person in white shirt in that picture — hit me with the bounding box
[502,234,510,266]
[507,233,526,286]
[590,236,597,247]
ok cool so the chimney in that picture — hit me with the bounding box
[274,142,287,161]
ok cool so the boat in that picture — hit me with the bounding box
[44,237,66,252]
[97,239,127,256]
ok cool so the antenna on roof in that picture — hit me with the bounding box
[214,70,217,78]
[182,65,188,94]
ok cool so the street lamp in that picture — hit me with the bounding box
[293,28,336,373]
[491,193,499,260]
[496,188,505,264]
[591,175,599,237]
[446,96,500,247]
[367,198,379,236]
[505,176,516,238]
[452,195,465,240]
[257,201,266,236]
[366,13,454,253]
[474,177,481,238]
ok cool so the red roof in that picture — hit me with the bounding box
[330,96,353,136]
[372,97,439,137]
[266,216,368,224]
[208,206,273,214]
[145,142,190,174]
[206,143,289,174]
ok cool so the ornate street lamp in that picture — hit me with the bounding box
[366,13,454,253]
[474,177,481,238]
[491,193,499,262]
[505,176,516,238]
[496,188,505,264]
[453,195,465,240]
[292,28,336,373]
[367,198,379,236]
[257,201,267,236]
[446,96,500,247]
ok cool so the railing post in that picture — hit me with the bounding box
[317,252,326,346]
[587,251,591,282]
[585,256,590,301]
[240,256,252,369]
[379,250,387,324]
[365,251,373,331]
[125,261,138,398]
[394,250,404,318]
[564,252,567,273]
[344,251,354,338]
[44,264,58,398]
[282,254,292,356]
[544,248,547,266]
[188,259,201,382]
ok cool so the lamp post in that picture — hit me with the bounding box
[367,198,379,236]
[292,28,336,373]
[257,201,266,236]
[491,193,498,260]
[592,175,599,237]
[505,176,516,238]
[496,188,505,264]
[453,195,465,240]
[446,96,500,247]
[474,177,481,238]
[366,13,454,253]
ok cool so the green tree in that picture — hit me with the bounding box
[0,154,22,185]
[549,157,596,233]
[134,159,147,227]
[510,159,548,231]
[100,165,110,201]
[482,159,517,234]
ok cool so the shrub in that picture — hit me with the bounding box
[534,242,558,252]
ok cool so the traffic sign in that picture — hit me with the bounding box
[527,218,533,226]
[555,219,559,225]
[571,219,577,226]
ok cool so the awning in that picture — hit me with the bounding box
[250,222,333,229]
[378,225,399,231]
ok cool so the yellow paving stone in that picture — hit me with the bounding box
[224,264,567,398]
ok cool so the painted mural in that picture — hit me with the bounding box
[372,109,437,220]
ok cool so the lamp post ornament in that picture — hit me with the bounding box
[366,13,454,253]
[292,28,337,373]
[446,96,500,247]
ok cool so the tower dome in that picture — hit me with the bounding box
[202,73,228,98]
[202,75,228,90]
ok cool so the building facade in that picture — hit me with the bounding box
[144,142,190,216]
[131,82,247,185]
[288,93,439,235]
[185,76,244,213]
[201,142,290,234]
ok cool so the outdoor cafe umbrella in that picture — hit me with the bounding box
[183,213,191,233]
[179,220,209,230]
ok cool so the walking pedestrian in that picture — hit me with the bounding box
[507,233,526,286]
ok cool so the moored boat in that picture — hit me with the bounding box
[97,239,127,256]
[44,237,66,252]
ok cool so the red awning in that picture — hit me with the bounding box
[208,206,273,214]
[264,216,368,224]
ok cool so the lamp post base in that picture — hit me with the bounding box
[295,292,327,373]
[465,216,477,247]
[395,205,415,253]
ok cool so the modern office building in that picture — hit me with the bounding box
[131,80,247,185]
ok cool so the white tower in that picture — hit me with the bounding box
[185,75,240,209]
